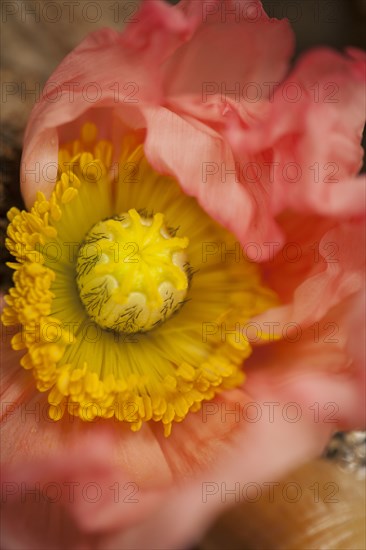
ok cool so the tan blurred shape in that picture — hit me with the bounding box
[199,459,366,550]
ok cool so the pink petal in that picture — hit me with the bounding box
[101,300,364,549]
[20,0,198,207]
[142,105,272,250]
[0,319,251,541]
[251,220,365,342]
[344,288,366,387]
[99,375,351,550]
[0,318,170,545]
[164,1,294,100]
[225,48,366,221]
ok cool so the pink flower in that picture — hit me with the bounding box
[1,1,365,549]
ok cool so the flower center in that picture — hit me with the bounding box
[76,208,190,333]
[3,124,278,436]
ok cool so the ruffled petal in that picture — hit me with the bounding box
[225,48,366,225]
[0,316,170,546]
[164,0,294,99]
[142,105,260,245]
[20,0,199,207]
[252,219,365,333]
[98,378,345,550]
[99,300,364,549]
[0,318,251,542]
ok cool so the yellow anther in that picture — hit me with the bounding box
[2,123,278,436]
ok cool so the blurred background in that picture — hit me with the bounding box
[1,1,365,548]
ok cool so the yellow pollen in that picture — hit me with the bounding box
[76,209,190,333]
[2,123,279,436]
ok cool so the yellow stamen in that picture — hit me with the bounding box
[2,123,278,436]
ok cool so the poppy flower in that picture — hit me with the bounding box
[1,1,365,548]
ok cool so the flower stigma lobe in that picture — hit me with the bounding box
[76,209,190,333]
